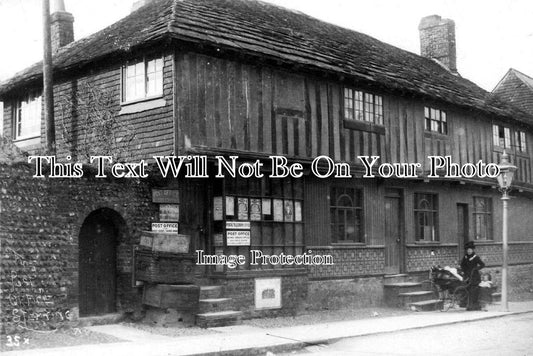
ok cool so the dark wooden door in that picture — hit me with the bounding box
[79,211,116,316]
[384,190,403,274]
[456,204,468,262]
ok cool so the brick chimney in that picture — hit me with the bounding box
[419,15,457,74]
[50,0,74,53]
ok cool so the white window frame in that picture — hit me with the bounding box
[14,93,42,140]
[492,124,511,149]
[424,106,447,135]
[121,56,164,103]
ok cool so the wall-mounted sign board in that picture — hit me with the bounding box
[226,230,250,246]
[140,231,190,253]
[152,222,179,233]
[152,189,180,204]
[226,221,250,230]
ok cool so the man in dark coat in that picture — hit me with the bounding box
[460,241,485,310]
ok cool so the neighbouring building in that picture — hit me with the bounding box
[1,0,533,331]
[493,68,533,117]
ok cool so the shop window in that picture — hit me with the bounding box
[473,197,492,240]
[330,186,364,243]
[424,107,447,134]
[212,175,304,271]
[414,193,438,241]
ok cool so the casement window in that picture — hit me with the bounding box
[424,107,447,134]
[213,175,304,271]
[514,130,527,152]
[14,93,41,140]
[343,88,383,125]
[330,186,364,243]
[492,124,511,149]
[122,57,163,102]
[473,197,492,240]
[414,193,438,241]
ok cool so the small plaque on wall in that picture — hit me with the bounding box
[255,278,281,310]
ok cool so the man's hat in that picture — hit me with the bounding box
[464,241,475,249]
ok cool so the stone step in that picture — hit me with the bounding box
[409,299,443,312]
[398,291,436,307]
[384,282,424,307]
[196,310,243,328]
[200,285,223,299]
[198,298,234,313]
[383,274,411,285]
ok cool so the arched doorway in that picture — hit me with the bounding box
[79,208,122,316]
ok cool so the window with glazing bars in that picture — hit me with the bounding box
[330,186,364,243]
[343,88,383,125]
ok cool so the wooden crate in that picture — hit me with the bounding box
[135,249,195,284]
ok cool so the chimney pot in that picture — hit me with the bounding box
[419,15,457,73]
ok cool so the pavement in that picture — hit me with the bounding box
[6,301,533,356]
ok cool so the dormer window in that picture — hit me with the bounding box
[492,124,511,149]
[122,57,163,102]
[14,93,41,140]
[424,107,447,134]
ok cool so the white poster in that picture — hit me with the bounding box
[226,196,235,216]
[213,196,223,221]
[227,230,251,246]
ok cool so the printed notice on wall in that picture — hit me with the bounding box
[273,199,283,221]
[227,230,251,246]
[226,196,235,216]
[250,198,261,221]
[295,201,302,222]
[159,204,180,222]
[213,197,223,221]
[238,197,249,220]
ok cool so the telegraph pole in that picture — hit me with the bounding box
[43,0,55,154]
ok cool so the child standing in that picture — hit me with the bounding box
[479,273,493,311]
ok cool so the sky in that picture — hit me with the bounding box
[0,0,532,92]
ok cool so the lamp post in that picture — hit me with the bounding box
[496,151,517,312]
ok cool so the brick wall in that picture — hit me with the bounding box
[0,162,157,333]
[307,247,385,279]
[306,277,384,310]
[220,274,308,318]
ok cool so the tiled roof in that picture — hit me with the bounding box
[1,0,532,126]
[493,69,533,117]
